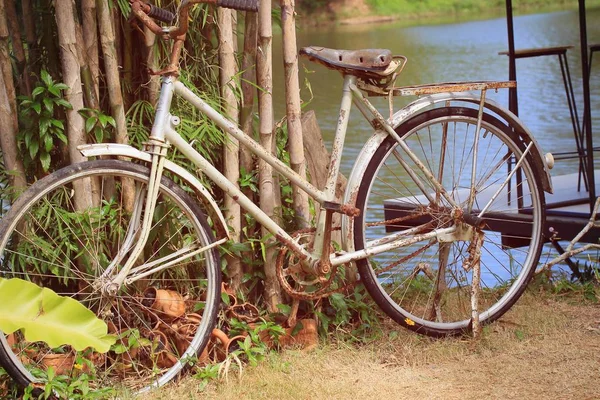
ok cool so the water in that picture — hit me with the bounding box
[269,8,600,283]
[271,8,600,178]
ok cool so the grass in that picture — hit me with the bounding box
[313,0,600,24]
[144,288,600,400]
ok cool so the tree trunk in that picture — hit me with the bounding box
[218,7,243,292]
[280,0,309,228]
[81,0,100,100]
[257,0,282,312]
[97,0,134,209]
[5,0,30,94]
[21,0,39,77]
[0,0,26,193]
[122,19,133,108]
[54,0,93,210]
[143,24,160,105]
[240,11,257,177]
[41,0,60,78]
[239,11,258,271]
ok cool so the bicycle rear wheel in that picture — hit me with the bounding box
[0,160,221,394]
[354,107,545,337]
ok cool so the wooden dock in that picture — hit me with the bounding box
[383,170,600,245]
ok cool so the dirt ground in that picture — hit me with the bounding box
[148,293,600,400]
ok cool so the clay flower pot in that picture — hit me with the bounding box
[228,302,260,323]
[41,353,75,375]
[143,287,186,319]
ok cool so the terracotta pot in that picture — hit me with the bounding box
[41,353,75,375]
[150,330,178,369]
[279,319,318,350]
[6,334,15,348]
[228,302,260,323]
[143,287,186,319]
[252,319,318,350]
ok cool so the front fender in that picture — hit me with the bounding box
[78,143,229,240]
[341,92,553,253]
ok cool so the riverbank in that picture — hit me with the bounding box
[301,0,600,26]
[146,290,600,400]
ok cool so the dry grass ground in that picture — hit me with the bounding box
[147,292,600,400]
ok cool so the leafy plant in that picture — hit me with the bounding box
[79,108,116,143]
[21,366,115,400]
[18,70,71,174]
[0,278,116,353]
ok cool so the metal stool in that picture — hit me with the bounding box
[499,46,587,190]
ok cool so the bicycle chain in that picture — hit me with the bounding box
[275,211,431,300]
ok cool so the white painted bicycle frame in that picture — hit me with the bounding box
[80,74,553,288]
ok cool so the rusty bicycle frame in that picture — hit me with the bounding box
[80,0,554,294]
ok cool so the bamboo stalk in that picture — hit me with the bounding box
[81,0,100,99]
[257,0,282,311]
[143,24,160,105]
[218,7,243,291]
[55,0,93,210]
[97,0,134,209]
[5,0,30,93]
[280,0,309,228]
[0,0,26,192]
[21,0,39,76]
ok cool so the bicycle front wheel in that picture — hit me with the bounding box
[0,160,221,394]
[354,107,545,337]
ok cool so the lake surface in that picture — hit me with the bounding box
[271,7,600,178]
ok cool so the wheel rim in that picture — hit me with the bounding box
[0,161,219,394]
[356,109,544,333]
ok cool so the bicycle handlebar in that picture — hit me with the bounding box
[216,0,259,12]
[146,4,176,23]
[131,0,258,30]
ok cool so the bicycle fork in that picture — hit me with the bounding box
[98,82,175,295]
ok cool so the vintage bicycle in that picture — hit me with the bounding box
[0,0,553,394]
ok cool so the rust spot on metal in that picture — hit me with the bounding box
[392,81,516,97]
[340,204,361,217]
[275,233,308,261]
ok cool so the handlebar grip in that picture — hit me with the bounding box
[147,4,176,23]
[216,0,259,12]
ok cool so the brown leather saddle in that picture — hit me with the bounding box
[299,46,394,79]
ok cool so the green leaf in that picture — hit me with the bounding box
[85,117,96,134]
[41,70,52,86]
[55,99,72,110]
[32,87,45,98]
[43,97,54,114]
[56,132,68,144]
[29,140,39,159]
[47,85,60,97]
[44,134,53,152]
[32,102,41,114]
[0,278,116,353]
[40,151,51,172]
[50,119,64,129]
[94,128,103,143]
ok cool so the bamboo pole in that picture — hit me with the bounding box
[81,0,100,99]
[97,0,134,209]
[218,7,243,291]
[0,0,26,192]
[5,0,30,93]
[280,0,309,228]
[21,0,39,77]
[257,0,282,311]
[143,24,160,105]
[55,0,93,210]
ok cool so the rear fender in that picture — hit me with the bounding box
[341,92,553,253]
